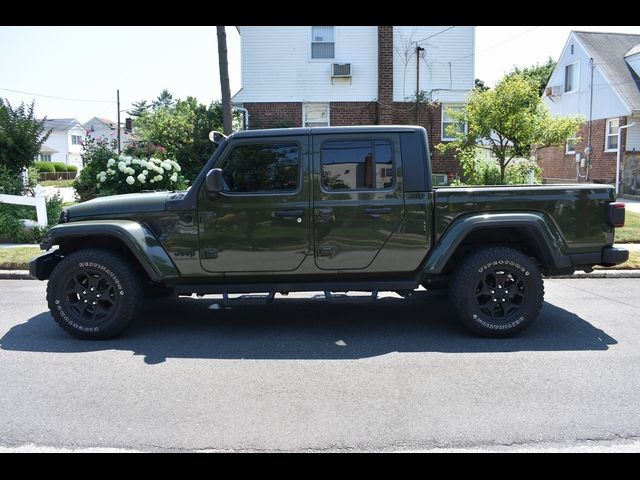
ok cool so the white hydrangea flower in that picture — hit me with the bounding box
[118,161,126,172]
[99,175,107,183]
[125,176,135,185]
[142,170,148,175]
[137,173,146,183]
[125,159,131,166]
[140,160,148,168]
[170,174,177,182]
[107,158,116,167]
[132,158,140,165]
[162,161,172,171]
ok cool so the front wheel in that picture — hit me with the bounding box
[450,247,544,337]
[46,249,143,339]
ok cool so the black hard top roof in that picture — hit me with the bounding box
[229,125,424,139]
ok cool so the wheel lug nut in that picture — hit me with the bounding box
[493,298,497,302]
[92,301,96,305]
[90,288,95,291]
[96,294,101,298]
[491,290,495,294]
[82,291,86,295]
[84,299,88,303]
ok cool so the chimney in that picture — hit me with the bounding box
[377,26,393,125]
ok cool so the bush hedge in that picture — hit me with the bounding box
[52,162,68,173]
[35,161,55,173]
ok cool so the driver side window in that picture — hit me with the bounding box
[221,142,300,193]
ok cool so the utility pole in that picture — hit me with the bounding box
[415,46,425,125]
[117,89,121,155]
[217,26,233,135]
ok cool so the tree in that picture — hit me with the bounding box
[152,89,174,109]
[504,57,556,97]
[216,26,233,135]
[437,74,582,184]
[474,78,489,92]
[128,100,150,117]
[0,99,51,175]
[134,96,224,180]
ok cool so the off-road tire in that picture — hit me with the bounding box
[46,249,143,339]
[450,247,544,337]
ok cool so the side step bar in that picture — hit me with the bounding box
[174,280,418,296]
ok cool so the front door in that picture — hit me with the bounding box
[198,136,310,273]
[312,133,404,270]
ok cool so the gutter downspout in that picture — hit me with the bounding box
[232,106,250,130]
[616,122,636,195]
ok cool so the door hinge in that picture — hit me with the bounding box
[317,245,334,257]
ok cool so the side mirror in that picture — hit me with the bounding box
[206,168,224,193]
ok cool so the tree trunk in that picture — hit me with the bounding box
[216,26,233,136]
[499,160,506,184]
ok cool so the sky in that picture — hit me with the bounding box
[1,25,639,123]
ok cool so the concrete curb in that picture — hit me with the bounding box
[0,270,33,280]
[1,269,639,281]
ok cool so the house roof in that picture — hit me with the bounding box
[626,44,640,58]
[573,31,640,113]
[84,117,117,128]
[39,145,59,154]
[42,118,82,132]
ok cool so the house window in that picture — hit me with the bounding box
[321,139,394,191]
[605,118,620,151]
[303,103,330,127]
[38,154,52,162]
[71,135,82,145]
[566,138,577,154]
[221,143,300,193]
[564,63,579,93]
[441,105,467,141]
[311,26,335,59]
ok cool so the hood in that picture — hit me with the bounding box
[67,191,171,220]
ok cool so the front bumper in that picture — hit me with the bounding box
[29,250,62,280]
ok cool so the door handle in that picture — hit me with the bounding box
[365,207,392,216]
[274,209,304,219]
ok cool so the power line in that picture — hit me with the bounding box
[432,26,542,65]
[0,87,114,103]
[414,26,456,44]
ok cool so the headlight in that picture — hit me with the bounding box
[59,209,69,224]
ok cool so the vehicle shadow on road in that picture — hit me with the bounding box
[0,293,617,364]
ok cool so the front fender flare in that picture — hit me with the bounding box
[39,220,179,282]
[422,212,571,275]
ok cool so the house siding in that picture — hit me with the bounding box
[543,33,629,121]
[392,26,474,103]
[233,26,379,103]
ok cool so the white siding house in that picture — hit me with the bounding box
[538,31,640,194]
[231,26,475,176]
[40,118,86,170]
[84,117,137,151]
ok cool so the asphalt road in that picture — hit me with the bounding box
[1,278,640,452]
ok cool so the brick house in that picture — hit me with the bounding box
[538,31,640,195]
[231,26,475,177]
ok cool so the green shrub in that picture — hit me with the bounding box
[35,161,55,173]
[0,164,25,195]
[0,193,64,243]
[95,155,187,196]
[74,137,119,201]
[52,162,68,173]
[66,165,78,173]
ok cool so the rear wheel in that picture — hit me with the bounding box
[450,247,544,337]
[46,249,143,339]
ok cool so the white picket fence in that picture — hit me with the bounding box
[0,185,48,227]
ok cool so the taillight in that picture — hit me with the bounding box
[607,202,625,228]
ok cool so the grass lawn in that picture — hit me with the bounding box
[594,250,640,270]
[39,179,75,187]
[0,246,41,270]
[615,211,640,243]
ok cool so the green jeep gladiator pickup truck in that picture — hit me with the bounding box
[30,126,628,339]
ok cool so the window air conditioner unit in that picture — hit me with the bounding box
[432,173,448,186]
[332,63,351,77]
